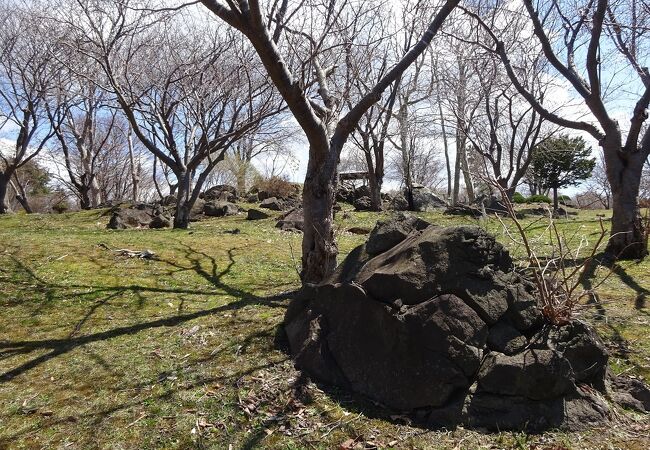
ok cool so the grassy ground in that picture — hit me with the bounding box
[0,205,648,449]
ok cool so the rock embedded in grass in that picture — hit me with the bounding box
[284,215,613,431]
[246,208,271,220]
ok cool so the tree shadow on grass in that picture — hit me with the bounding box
[578,254,648,371]
[0,243,297,382]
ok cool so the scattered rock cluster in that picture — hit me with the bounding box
[284,214,650,431]
[106,183,304,229]
[107,203,173,230]
[337,184,447,212]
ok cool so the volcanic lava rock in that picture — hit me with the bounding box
[107,203,159,229]
[247,208,271,220]
[260,197,284,211]
[203,201,239,217]
[410,185,446,210]
[353,196,372,211]
[201,185,238,203]
[276,208,304,232]
[283,215,613,431]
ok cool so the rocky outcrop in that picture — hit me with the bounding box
[276,208,303,232]
[283,215,613,431]
[337,184,371,205]
[353,196,372,211]
[201,185,238,203]
[203,201,239,217]
[247,208,271,220]
[107,203,171,229]
[410,185,446,210]
[260,197,285,211]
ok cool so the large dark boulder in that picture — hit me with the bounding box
[283,215,612,431]
[203,201,239,217]
[107,204,156,229]
[247,208,271,220]
[276,208,303,232]
[387,193,409,211]
[149,214,172,229]
[336,184,371,205]
[260,197,284,211]
[444,204,483,218]
[353,196,372,211]
[201,185,238,203]
[410,185,446,211]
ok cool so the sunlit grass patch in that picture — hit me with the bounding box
[0,207,648,449]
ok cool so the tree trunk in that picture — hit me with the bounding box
[452,142,461,205]
[552,186,558,212]
[458,134,475,203]
[127,127,140,202]
[14,194,32,213]
[173,171,192,229]
[10,176,33,213]
[79,186,92,210]
[438,102,452,201]
[0,172,12,214]
[604,141,647,259]
[362,148,382,212]
[367,170,382,211]
[301,146,338,284]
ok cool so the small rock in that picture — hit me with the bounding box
[260,197,284,211]
[149,214,172,229]
[347,227,371,235]
[353,196,373,211]
[247,209,270,220]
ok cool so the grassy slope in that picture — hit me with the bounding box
[0,206,648,449]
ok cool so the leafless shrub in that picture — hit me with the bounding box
[490,180,609,325]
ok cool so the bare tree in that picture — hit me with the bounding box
[463,57,550,199]
[47,77,123,209]
[199,0,460,282]
[59,0,283,227]
[464,0,650,259]
[586,149,612,209]
[0,1,64,213]
[224,121,297,194]
[346,6,399,211]
[435,29,487,205]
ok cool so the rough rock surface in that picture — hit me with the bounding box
[353,196,372,211]
[284,215,613,431]
[276,208,303,232]
[260,197,285,211]
[201,185,238,203]
[443,204,483,218]
[203,201,239,217]
[337,184,371,204]
[388,194,409,211]
[609,375,650,413]
[247,208,271,220]
[410,185,446,210]
[107,204,171,229]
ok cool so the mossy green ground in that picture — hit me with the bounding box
[0,206,648,449]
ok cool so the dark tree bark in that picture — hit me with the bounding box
[201,0,461,282]
[604,137,648,258]
[173,171,192,229]
[0,172,11,214]
[463,0,650,259]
